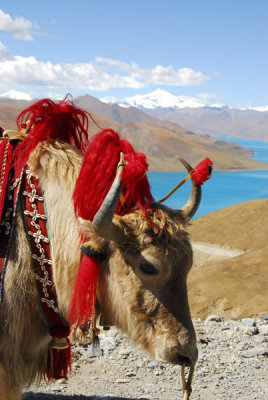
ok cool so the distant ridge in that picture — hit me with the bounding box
[74,94,160,125]
[101,89,268,141]
[150,106,268,141]
[0,97,267,171]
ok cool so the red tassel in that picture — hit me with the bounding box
[192,157,213,185]
[73,129,153,221]
[69,256,99,327]
[47,326,71,380]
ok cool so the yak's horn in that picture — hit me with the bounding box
[92,152,126,241]
[177,156,201,220]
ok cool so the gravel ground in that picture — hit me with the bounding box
[23,316,268,400]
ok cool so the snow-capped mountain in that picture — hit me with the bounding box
[101,89,268,141]
[0,90,32,101]
[101,89,268,113]
[101,89,223,110]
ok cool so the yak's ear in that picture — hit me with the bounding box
[77,217,108,256]
[77,217,94,237]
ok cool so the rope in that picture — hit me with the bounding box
[181,363,195,399]
[159,172,192,203]
[0,141,9,199]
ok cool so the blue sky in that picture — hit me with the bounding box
[0,0,267,108]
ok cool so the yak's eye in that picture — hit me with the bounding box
[140,262,158,275]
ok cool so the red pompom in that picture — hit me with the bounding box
[73,129,153,221]
[192,158,213,185]
[121,152,148,185]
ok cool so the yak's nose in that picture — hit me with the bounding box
[159,329,198,366]
[178,344,198,366]
[177,329,198,366]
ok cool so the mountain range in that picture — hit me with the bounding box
[101,89,268,141]
[101,89,209,109]
[0,93,267,171]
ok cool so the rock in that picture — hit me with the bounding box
[147,361,158,369]
[259,313,268,320]
[197,333,210,343]
[241,326,259,335]
[85,343,104,358]
[205,315,223,323]
[125,372,136,377]
[57,378,67,384]
[237,342,248,351]
[258,325,268,335]
[116,378,130,383]
[221,326,230,331]
[118,348,133,356]
[254,335,267,343]
[241,348,268,358]
[229,316,240,321]
[241,318,256,327]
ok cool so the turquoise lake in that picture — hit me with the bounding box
[148,138,268,219]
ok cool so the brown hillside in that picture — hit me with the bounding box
[0,102,267,171]
[188,199,268,319]
[0,103,25,130]
[93,118,267,171]
[74,94,159,125]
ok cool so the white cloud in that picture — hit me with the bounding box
[238,105,268,112]
[45,92,66,100]
[96,57,210,86]
[0,41,10,60]
[0,9,38,41]
[197,93,226,108]
[0,55,211,93]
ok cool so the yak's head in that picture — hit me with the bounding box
[79,156,201,367]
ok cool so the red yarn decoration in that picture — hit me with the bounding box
[13,95,90,173]
[192,157,213,185]
[69,256,99,328]
[73,129,153,221]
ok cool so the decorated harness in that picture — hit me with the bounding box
[0,131,71,379]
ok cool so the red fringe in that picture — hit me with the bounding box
[192,157,213,185]
[48,342,72,380]
[47,326,71,380]
[69,256,99,327]
[73,129,153,221]
[13,95,90,172]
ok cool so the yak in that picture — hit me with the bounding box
[0,98,211,400]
